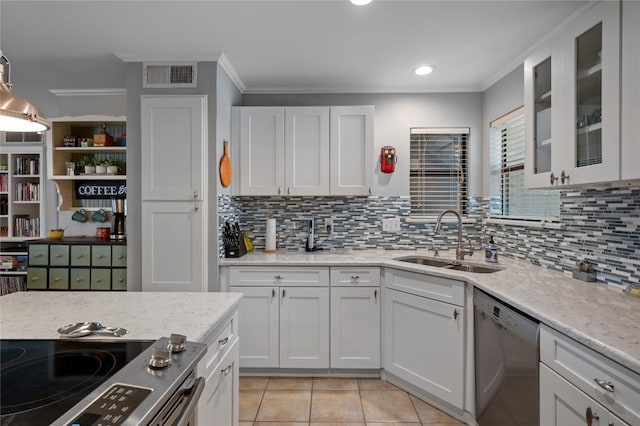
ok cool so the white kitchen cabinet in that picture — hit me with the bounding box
[621,0,640,181]
[229,286,279,368]
[330,286,380,369]
[234,105,373,196]
[280,286,330,368]
[141,95,206,201]
[141,201,204,292]
[383,268,465,410]
[540,364,629,426]
[525,1,621,188]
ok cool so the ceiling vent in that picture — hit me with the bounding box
[143,62,197,88]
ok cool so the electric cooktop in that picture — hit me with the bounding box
[0,339,153,426]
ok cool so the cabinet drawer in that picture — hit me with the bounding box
[112,269,127,290]
[70,245,90,266]
[49,268,69,289]
[112,246,127,267]
[92,246,112,267]
[50,245,70,266]
[28,245,48,266]
[70,269,91,290]
[383,268,464,306]
[330,267,380,286]
[91,269,111,290]
[229,266,329,287]
[27,268,47,289]
[200,313,237,380]
[540,325,640,425]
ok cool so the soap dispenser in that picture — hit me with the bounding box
[484,236,498,263]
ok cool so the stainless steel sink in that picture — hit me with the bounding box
[393,255,503,274]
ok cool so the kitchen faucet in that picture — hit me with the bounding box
[433,209,474,260]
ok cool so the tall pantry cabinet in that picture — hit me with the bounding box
[140,95,208,292]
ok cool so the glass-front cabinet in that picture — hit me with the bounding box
[525,1,620,188]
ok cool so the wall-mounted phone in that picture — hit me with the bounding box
[380,146,397,173]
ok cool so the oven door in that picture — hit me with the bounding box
[147,374,205,426]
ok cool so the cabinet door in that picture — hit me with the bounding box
[141,202,204,292]
[230,286,279,368]
[330,286,380,369]
[141,95,206,201]
[239,107,285,195]
[198,340,239,426]
[558,1,620,185]
[540,363,608,426]
[111,269,127,290]
[621,0,640,181]
[280,286,329,368]
[384,288,464,409]
[285,107,330,195]
[330,106,374,195]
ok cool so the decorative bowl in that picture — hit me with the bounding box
[48,229,64,240]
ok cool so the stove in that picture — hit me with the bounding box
[0,340,152,425]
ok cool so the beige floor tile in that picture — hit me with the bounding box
[256,390,312,422]
[361,390,420,423]
[238,423,254,426]
[267,377,313,391]
[312,377,359,391]
[357,378,400,391]
[240,376,269,391]
[254,423,309,426]
[366,423,422,426]
[239,390,264,422]
[310,390,364,423]
[410,395,464,424]
[310,423,365,426]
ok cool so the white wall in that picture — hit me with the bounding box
[241,92,483,197]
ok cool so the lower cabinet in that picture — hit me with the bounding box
[540,364,629,426]
[199,339,239,426]
[383,268,465,409]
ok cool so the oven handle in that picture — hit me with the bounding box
[175,376,205,426]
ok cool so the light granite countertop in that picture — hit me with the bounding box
[0,291,243,344]
[221,249,640,375]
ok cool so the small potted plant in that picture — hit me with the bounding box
[78,156,96,174]
[102,158,119,174]
[95,159,107,174]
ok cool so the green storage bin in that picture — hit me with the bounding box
[49,268,69,289]
[70,245,91,267]
[112,246,127,267]
[70,269,91,290]
[112,269,127,290]
[50,245,70,266]
[29,245,49,266]
[92,246,112,267]
[91,269,111,290]
[27,268,47,289]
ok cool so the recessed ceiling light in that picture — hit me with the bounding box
[350,0,372,5]
[415,65,433,76]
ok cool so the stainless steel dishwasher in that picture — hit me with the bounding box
[474,288,540,426]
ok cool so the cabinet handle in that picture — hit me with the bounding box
[350,275,360,282]
[274,275,283,281]
[272,288,276,298]
[594,378,615,392]
[453,309,459,319]
[282,288,286,298]
[118,255,125,259]
[374,289,377,301]
[98,255,105,259]
[31,277,39,281]
[96,278,102,283]
[550,172,558,185]
[560,170,570,184]
[76,255,85,259]
[585,406,599,426]
[118,278,124,283]
[194,204,199,212]
[278,187,281,195]
[34,254,43,258]
[287,187,291,195]
[221,365,232,376]
[219,336,229,346]
[55,254,63,258]
[54,277,60,281]
[368,187,372,195]
[193,190,198,199]
[76,278,82,282]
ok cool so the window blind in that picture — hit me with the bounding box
[410,128,469,217]
[489,108,559,220]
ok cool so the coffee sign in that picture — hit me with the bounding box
[75,180,126,199]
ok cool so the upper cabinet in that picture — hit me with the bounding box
[233,105,373,196]
[525,1,621,188]
[47,116,126,211]
[621,0,640,181]
[141,96,206,201]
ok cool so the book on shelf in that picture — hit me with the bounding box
[0,276,27,295]
[12,215,40,237]
[14,157,40,175]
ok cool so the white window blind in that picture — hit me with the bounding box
[489,108,559,220]
[410,128,469,217]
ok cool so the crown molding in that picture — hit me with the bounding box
[217,52,246,93]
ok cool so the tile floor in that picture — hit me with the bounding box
[239,376,465,425]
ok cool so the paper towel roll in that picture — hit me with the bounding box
[265,215,277,251]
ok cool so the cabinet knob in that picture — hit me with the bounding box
[594,378,615,392]
[221,365,232,376]
[219,336,230,346]
[274,275,283,280]
[96,278,102,283]
[550,172,558,185]
[287,187,291,195]
[278,187,282,195]
[350,275,360,282]
[585,407,599,426]
[98,255,105,259]
[118,278,124,283]
[560,170,570,184]
[194,204,199,212]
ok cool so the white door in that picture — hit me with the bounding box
[330,286,380,369]
[384,288,464,409]
[230,286,279,368]
[330,106,374,195]
[141,95,206,201]
[198,340,239,426]
[540,363,607,426]
[280,286,329,368]
[285,107,330,195]
[239,107,285,195]
[141,202,204,292]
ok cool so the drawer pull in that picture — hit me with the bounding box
[54,277,60,281]
[274,275,283,280]
[97,255,105,259]
[351,275,360,281]
[585,407,599,426]
[221,365,232,376]
[594,378,615,392]
[34,254,43,258]
[282,288,286,298]
[218,336,229,346]
[31,277,39,281]
[76,255,85,259]
[272,288,276,298]
[118,278,124,283]
[55,254,63,258]
[453,309,459,319]
[96,278,102,283]
[374,289,377,301]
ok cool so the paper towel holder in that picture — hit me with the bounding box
[264,214,279,253]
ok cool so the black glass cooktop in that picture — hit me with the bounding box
[0,339,153,426]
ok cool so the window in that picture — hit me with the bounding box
[410,128,469,217]
[489,107,559,220]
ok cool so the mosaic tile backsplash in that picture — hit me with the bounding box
[218,187,640,287]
